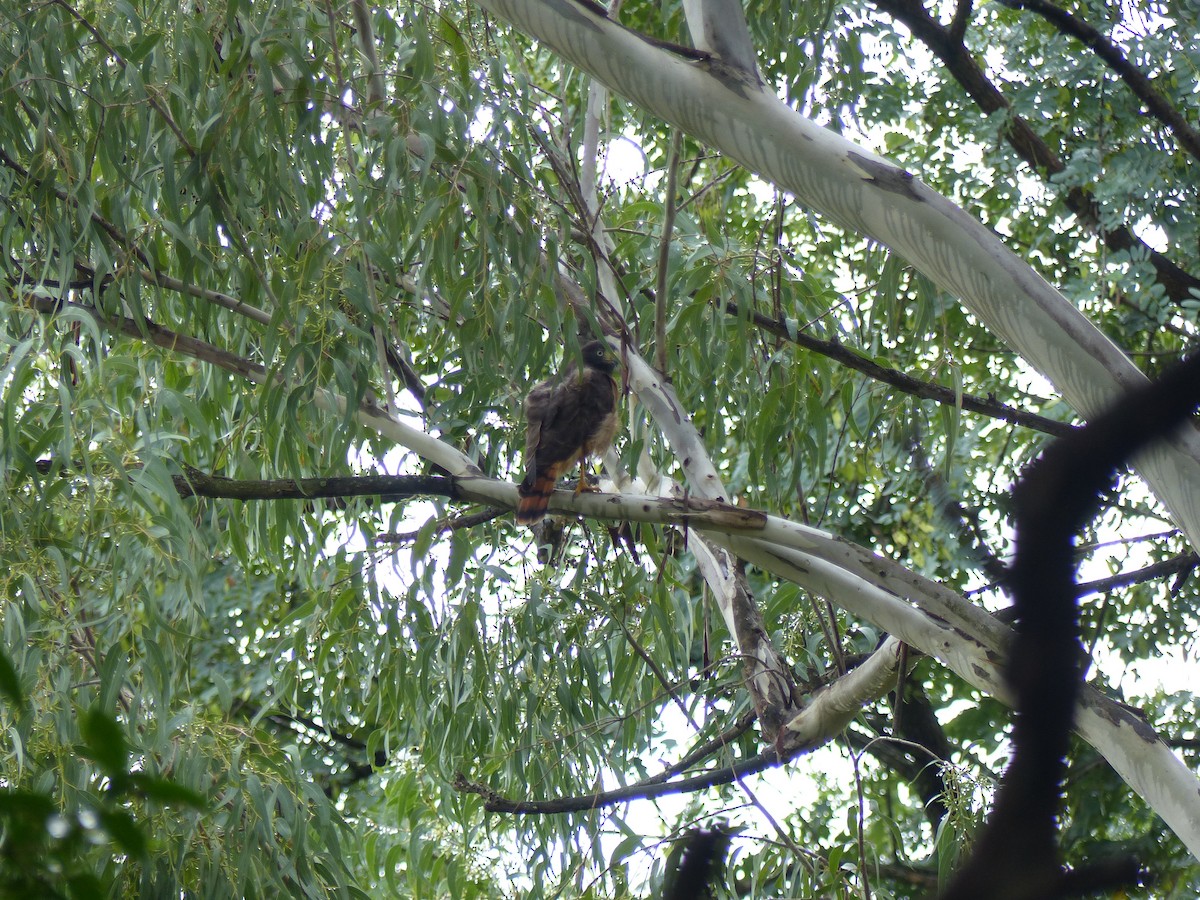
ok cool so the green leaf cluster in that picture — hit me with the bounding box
[1,0,1199,895]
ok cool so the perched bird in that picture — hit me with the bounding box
[517,340,620,526]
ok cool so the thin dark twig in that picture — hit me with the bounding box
[974,551,1199,600]
[849,742,874,900]
[1076,552,1199,598]
[610,610,702,731]
[20,294,266,380]
[657,710,758,779]
[377,508,506,543]
[727,301,1074,437]
[452,748,782,815]
[994,0,1200,163]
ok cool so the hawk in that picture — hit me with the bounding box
[517,340,620,526]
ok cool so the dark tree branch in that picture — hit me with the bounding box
[175,466,461,503]
[33,460,502,525]
[379,334,427,408]
[870,0,1200,305]
[657,710,758,780]
[239,702,387,796]
[664,827,733,900]
[452,747,781,815]
[980,550,1199,601]
[941,352,1200,898]
[727,301,1074,437]
[994,0,1200,163]
[376,508,506,543]
[1076,552,1199,598]
[948,0,973,41]
[19,294,267,381]
[259,707,386,766]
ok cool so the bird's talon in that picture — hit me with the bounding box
[575,475,601,494]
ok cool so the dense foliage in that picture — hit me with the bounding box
[1,0,1197,895]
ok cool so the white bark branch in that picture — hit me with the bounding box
[783,636,908,748]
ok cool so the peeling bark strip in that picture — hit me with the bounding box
[846,151,920,200]
[941,352,1200,899]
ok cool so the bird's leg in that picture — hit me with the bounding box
[574,455,600,494]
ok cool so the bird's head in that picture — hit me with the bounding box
[581,340,619,373]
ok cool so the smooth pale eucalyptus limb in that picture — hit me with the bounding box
[471,0,1200,549]
[783,636,910,750]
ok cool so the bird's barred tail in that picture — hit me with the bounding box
[516,474,558,525]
